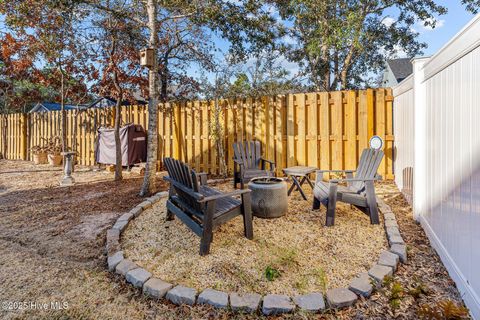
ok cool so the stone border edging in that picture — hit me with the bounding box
[106,191,407,315]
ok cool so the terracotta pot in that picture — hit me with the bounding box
[47,153,63,166]
[33,152,48,165]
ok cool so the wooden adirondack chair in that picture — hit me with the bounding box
[233,141,275,189]
[163,157,253,256]
[312,148,384,226]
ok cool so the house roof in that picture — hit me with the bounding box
[86,95,147,109]
[29,102,86,113]
[387,58,413,83]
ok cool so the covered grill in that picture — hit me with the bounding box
[95,123,147,166]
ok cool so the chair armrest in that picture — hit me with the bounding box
[316,169,356,174]
[315,170,356,183]
[260,158,276,171]
[198,189,251,203]
[260,158,275,165]
[329,177,381,184]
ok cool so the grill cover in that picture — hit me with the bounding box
[95,123,147,166]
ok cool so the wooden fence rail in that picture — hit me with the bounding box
[0,88,394,179]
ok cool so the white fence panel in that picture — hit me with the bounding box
[392,76,414,203]
[393,14,480,319]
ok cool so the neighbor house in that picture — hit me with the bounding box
[29,102,86,113]
[381,58,413,87]
[86,96,147,109]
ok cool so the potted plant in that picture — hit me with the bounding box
[45,136,63,166]
[30,145,48,165]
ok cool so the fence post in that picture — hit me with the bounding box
[20,113,28,160]
[412,57,430,221]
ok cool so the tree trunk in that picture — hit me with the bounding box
[140,0,159,196]
[60,68,67,152]
[214,98,227,178]
[110,31,123,181]
[160,63,168,103]
[113,99,123,181]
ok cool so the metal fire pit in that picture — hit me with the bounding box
[248,177,288,219]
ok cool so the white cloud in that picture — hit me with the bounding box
[282,34,297,46]
[379,44,408,59]
[382,17,396,28]
[418,18,445,31]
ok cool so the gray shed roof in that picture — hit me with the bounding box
[387,58,413,83]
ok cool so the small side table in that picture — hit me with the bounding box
[282,166,317,200]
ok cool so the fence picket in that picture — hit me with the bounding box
[0,89,394,179]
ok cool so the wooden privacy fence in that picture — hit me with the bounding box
[0,88,394,179]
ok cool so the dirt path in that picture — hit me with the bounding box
[0,160,468,319]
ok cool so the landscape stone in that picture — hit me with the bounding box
[379,205,391,213]
[138,200,152,210]
[378,250,400,271]
[230,292,261,312]
[130,206,143,218]
[386,226,401,238]
[117,212,133,222]
[368,264,393,285]
[390,244,408,263]
[262,294,295,315]
[166,285,197,305]
[149,192,167,204]
[384,220,398,228]
[293,292,325,312]
[389,234,405,245]
[112,219,129,232]
[106,229,120,254]
[115,259,137,276]
[383,212,396,221]
[348,273,373,298]
[156,191,168,197]
[125,268,152,288]
[107,251,124,271]
[143,278,173,299]
[326,288,357,308]
[197,289,228,308]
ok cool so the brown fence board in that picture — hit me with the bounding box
[0,89,395,179]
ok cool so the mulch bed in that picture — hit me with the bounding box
[123,181,387,296]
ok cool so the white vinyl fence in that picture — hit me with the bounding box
[393,14,480,319]
[392,75,414,204]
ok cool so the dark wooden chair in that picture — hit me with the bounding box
[312,148,384,226]
[233,141,275,189]
[163,157,253,256]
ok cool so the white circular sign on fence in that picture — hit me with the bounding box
[369,135,383,150]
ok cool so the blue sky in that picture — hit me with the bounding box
[191,1,478,84]
[414,0,476,56]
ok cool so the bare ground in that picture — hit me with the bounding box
[0,160,468,319]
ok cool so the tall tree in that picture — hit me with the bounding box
[1,0,91,152]
[140,0,159,196]
[229,50,303,98]
[273,0,447,90]
[88,0,280,195]
[89,0,146,181]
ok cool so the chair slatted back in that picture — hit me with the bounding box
[164,157,202,212]
[351,148,384,192]
[233,141,261,170]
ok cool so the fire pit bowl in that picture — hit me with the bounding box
[248,177,288,219]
